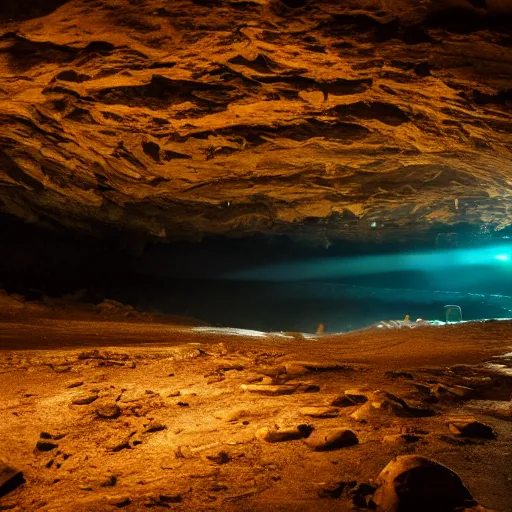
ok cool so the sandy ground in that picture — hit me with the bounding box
[0,315,511,511]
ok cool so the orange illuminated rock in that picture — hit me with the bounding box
[304,428,358,451]
[300,406,339,418]
[255,424,313,443]
[240,384,297,396]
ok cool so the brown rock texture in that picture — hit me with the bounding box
[0,0,511,244]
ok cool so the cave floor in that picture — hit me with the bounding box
[0,318,511,511]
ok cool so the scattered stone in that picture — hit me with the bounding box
[72,394,99,405]
[316,480,346,498]
[36,441,58,452]
[256,424,313,443]
[351,391,433,420]
[177,401,189,407]
[240,384,297,396]
[175,446,194,459]
[217,363,244,372]
[383,434,422,444]
[106,495,131,508]
[300,406,339,418]
[51,364,71,373]
[296,383,321,393]
[168,391,181,398]
[96,404,121,419]
[432,383,474,400]
[206,451,231,465]
[108,440,131,453]
[215,409,252,422]
[39,432,65,441]
[304,428,358,451]
[283,363,309,377]
[448,420,496,440]
[146,494,182,507]
[67,381,84,389]
[0,461,24,498]
[331,390,368,407]
[100,475,117,487]
[144,421,166,433]
[373,455,475,512]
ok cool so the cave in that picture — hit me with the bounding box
[0,1,511,511]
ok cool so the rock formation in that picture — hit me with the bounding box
[0,0,510,246]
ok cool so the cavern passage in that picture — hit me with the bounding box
[0,1,512,512]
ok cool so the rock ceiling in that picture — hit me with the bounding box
[0,0,511,246]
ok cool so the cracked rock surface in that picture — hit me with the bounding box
[0,0,511,245]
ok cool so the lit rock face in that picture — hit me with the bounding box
[0,0,511,245]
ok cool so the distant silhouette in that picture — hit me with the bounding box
[316,323,325,335]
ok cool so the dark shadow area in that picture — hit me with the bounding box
[2,214,512,333]
[0,0,70,21]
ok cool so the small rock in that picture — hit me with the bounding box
[316,480,346,498]
[448,420,496,440]
[304,428,358,451]
[51,365,71,373]
[168,391,181,397]
[106,495,131,508]
[72,394,99,405]
[108,440,131,452]
[36,441,58,452]
[175,446,194,459]
[383,434,421,444]
[206,451,231,465]
[216,409,252,422]
[146,494,182,507]
[144,421,166,433]
[300,406,339,418]
[100,475,117,487]
[296,383,321,393]
[0,461,24,498]
[283,363,309,377]
[256,424,313,443]
[331,390,368,407]
[67,381,84,389]
[373,455,474,512]
[433,383,474,400]
[241,384,297,396]
[177,401,189,407]
[96,404,121,420]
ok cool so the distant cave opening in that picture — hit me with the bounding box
[2,213,512,334]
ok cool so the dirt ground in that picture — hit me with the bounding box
[0,311,511,511]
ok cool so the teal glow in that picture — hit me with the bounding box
[223,244,512,282]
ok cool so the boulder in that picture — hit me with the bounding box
[373,455,475,512]
[304,428,358,451]
[448,420,496,440]
[351,391,433,420]
[0,461,24,498]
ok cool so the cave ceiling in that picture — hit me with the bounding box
[0,0,511,246]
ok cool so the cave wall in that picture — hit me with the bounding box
[0,0,511,247]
